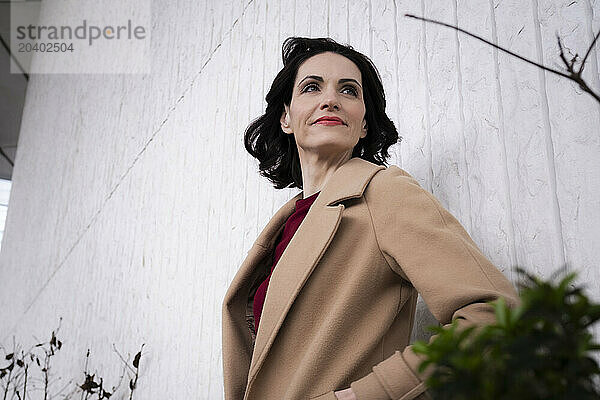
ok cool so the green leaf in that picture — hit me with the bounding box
[411,341,428,354]
[412,267,600,399]
[493,297,507,328]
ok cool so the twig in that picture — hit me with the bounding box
[22,365,27,400]
[405,14,600,104]
[52,377,75,399]
[579,29,600,74]
[3,324,142,400]
[128,344,143,400]
[110,347,130,392]
[2,366,12,400]
[2,340,18,400]
[110,345,136,375]
[127,369,137,400]
[43,350,50,400]
[79,351,90,400]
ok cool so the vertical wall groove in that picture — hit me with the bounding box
[392,0,402,168]
[421,0,434,192]
[368,0,373,57]
[243,1,254,219]
[530,0,568,270]
[271,0,283,217]
[326,0,330,37]
[346,0,349,43]
[584,0,600,116]
[452,0,474,233]
[253,1,262,241]
[488,0,519,279]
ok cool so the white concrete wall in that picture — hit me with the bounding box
[1,0,598,398]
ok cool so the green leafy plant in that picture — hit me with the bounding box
[412,267,600,399]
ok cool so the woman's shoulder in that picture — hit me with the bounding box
[377,164,414,179]
[365,164,442,212]
[367,164,422,194]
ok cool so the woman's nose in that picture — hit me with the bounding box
[320,102,339,110]
[320,101,340,110]
[319,88,340,110]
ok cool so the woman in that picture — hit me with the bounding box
[222,37,519,400]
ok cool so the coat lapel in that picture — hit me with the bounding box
[222,192,302,400]
[245,158,386,391]
[222,190,304,318]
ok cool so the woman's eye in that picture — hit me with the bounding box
[342,86,358,96]
[301,83,358,97]
[302,83,319,92]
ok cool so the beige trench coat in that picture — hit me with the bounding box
[222,157,519,400]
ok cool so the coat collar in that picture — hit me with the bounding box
[222,157,385,398]
[251,157,386,249]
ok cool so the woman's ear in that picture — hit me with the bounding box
[360,119,367,138]
[280,106,293,134]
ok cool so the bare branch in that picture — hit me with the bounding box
[110,345,136,375]
[405,14,600,104]
[557,34,574,73]
[405,14,571,79]
[578,29,600,74]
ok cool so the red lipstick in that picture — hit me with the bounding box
[314,116,345,125]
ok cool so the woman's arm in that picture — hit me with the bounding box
[344,166,520,400]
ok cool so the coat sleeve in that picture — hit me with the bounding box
[350,166,520,400]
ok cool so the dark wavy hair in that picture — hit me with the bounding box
[244,36,400,190]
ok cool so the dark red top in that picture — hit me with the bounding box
[252,191,320,332]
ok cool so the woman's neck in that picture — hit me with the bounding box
[298,150,352,198]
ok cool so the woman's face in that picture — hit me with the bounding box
[280,51,367,160]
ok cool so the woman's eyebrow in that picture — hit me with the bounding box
[297,75,362,89]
